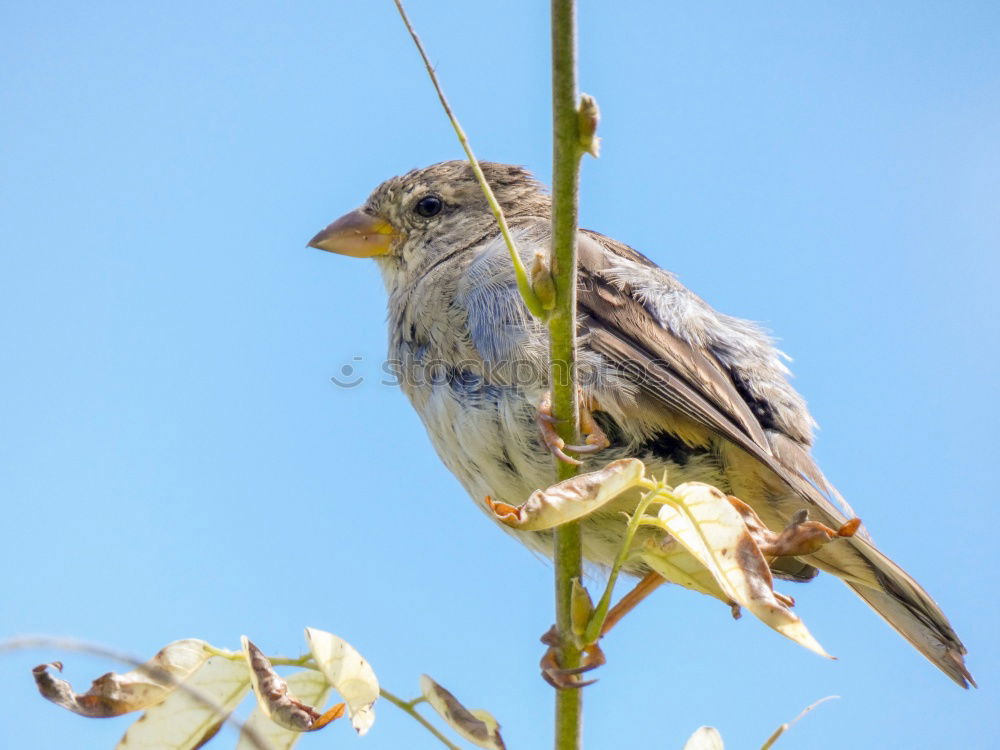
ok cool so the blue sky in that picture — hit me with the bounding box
[2,1,997,747]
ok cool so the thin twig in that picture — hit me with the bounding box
[760,695,839,749]
[380,687,463,750]
[204,643,314,668]
[391,0,545,318]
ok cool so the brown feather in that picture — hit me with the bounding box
[573,230,973,687]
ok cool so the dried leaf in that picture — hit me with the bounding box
[759,696,838,749]
[683,726,724,750]
[236,672,340,750]
[641,482,831,657]
[486,458,645,530]
[304,627,379,736]
[728,498,860,558]
[242,637,344,733]
[116,655,252,750]
[420,675,506,750]
[33,639,210,717]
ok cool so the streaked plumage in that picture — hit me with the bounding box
[310,161,973,687]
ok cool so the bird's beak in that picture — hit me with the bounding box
[307,209,396,258]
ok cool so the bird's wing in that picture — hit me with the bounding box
[576,230,973,688]
[576,230,850,526]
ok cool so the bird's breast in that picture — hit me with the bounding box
[399,359,553,506]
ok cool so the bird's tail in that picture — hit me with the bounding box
[812,540,974,688]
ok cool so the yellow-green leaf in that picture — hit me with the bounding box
[304,627,379,735]
[116,655,251,750]
[683,726,724,750]
[642,482,831,657]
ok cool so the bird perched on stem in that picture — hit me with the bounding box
[309,161,973,688]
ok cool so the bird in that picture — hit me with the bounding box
[308,160,973,688]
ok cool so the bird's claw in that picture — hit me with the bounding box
[536,390,610,465]
[547,441,583,466]
[562,441,605,455]
[539,626,606,690]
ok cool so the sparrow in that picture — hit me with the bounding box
[309,161,972,687]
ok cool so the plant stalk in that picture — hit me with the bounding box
[550,1,586,748]
[380,688,463,750]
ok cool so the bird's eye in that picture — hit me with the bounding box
[414,195,443,218]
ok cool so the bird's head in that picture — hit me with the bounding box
[308,161,549,278]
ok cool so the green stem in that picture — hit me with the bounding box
[583,481,659,643]
[394,1,591,746]
[550,1,586,748]
[391,0,545,318]
[204,644,314,668]
[380,688,462,750]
